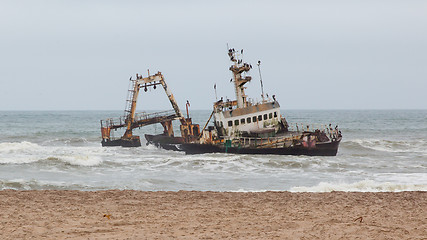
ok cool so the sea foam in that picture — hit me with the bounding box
[0,141,103,166]
[0,141,40,153]
[0,141,43,164]
[349,139,427,154]
[290,179,427,192]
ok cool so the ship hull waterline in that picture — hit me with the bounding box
[178,138,341,156]
[101,137,142,147]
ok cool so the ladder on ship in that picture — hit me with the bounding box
[124,77,137,118]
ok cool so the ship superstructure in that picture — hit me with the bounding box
[212,49,287,138]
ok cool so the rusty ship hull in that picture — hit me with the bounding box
[144,134,184,151]
[101,136,142,147]
[179,138,341,156]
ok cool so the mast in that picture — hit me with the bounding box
[257,60,265,102]
[228,48,252,108]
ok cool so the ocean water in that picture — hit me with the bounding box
[0,110,426,192]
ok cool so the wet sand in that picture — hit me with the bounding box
[0,190,425,239]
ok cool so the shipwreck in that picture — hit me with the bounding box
[100,71,200,147]
[100,48,342,156]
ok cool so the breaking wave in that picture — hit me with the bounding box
[344,139,427,154]
[0,179,99,190]
[0,141,43,164]
[0,141,41,153]
[0,141,103,166]
[41,137,94,146]
[290,179,427,192]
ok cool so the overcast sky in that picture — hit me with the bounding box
[1,0,426,110]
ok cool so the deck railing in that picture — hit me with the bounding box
[217,122,341,148]
[219,135,300,148]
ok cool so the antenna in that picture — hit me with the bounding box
[257,60,265,102]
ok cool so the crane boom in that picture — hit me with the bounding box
[136,72,186,125]
[101,71,199,147]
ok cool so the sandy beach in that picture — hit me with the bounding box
[0,190,425,239]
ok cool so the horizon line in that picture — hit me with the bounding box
[1,108,426,112]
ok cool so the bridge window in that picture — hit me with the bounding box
[253,116,257,122]
[241,118,245,124]
[247,117,251,123]
[234,120,239,126]
[263,114,267,120]
[228,121,232,127]
[269,113,273,119]
[258,115,262,121]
